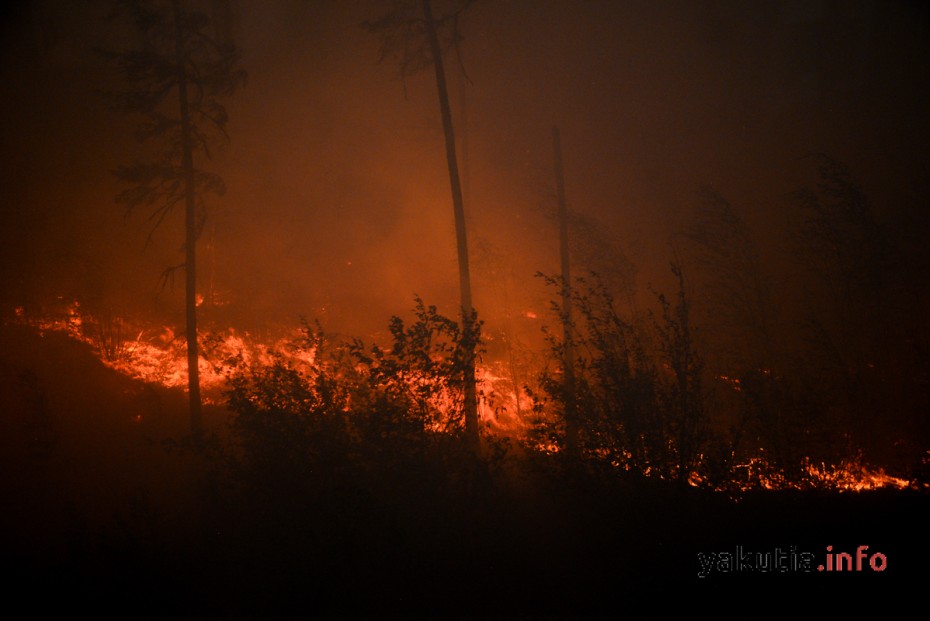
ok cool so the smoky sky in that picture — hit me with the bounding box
[1,0,927,338]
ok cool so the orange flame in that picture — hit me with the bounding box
[7,301,919,493]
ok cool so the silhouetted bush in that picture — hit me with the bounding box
[221,299,487,504]
[529,267,714,483]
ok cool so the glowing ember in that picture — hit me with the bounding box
[691,453,911,493]
[805,458,909,492]
[717,374,742,392]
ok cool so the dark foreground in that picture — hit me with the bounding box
[1,325,926,618]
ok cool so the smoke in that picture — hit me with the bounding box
[0,0,927,341]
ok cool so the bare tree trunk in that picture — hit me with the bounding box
[422,0,479,453]
[173,0,202,438]
[552,126,577,458]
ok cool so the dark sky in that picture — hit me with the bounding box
[1,0,928,338]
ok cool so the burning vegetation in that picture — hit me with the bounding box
[8,282,924,496]
[2,0,929,617]
[3,279,926,617]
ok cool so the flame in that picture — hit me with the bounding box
[805,458,909,492]
[6,300,920,493]
[689,453,911,493]
[475,360,530,433]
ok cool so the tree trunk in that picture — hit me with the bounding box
[552,126,577,458]
[421,0,479,453]
[173,0,202,438]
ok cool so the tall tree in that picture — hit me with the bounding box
[551,126,578,458]
[365,0,479,452]
[104,0,245,437]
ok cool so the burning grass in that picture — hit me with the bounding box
[6,298,924,494]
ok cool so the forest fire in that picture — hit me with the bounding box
[9,300,917,494]
[705,455,912,493]
[14,301,319,401]
[3,1,929,614]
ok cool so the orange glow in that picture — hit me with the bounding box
[805,458,909,492]
[717,374,742,392]
[691,453,911,493]
[7,302,918,493]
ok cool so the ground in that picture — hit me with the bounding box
[0,323,925,618]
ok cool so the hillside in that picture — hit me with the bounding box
[1,322,926,618]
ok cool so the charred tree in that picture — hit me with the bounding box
[364,0,479,452]
[103,0,245,438]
